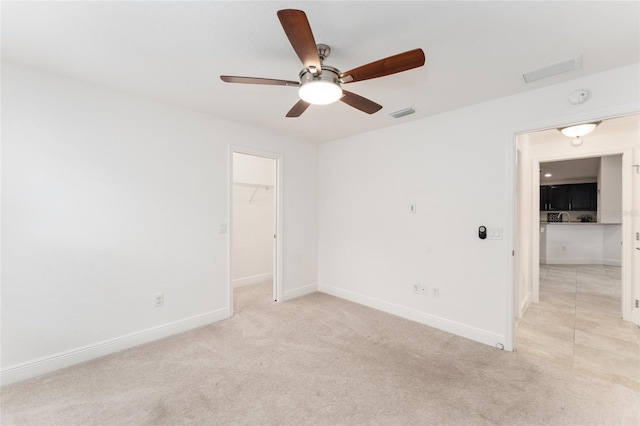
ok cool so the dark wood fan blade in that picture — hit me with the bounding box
[277,9,322,73]
[220,76,300,86]
[340,90,383,114]
[340,49,425,83]
[286,99,311,117]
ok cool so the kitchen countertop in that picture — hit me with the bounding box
[541,222,620,225]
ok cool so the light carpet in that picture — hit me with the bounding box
[1,282,639,425]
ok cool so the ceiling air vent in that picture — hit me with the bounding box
[389,107,416,119]
[521,55,582,83]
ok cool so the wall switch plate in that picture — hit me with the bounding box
[412,284,419,294]
[219,223,227,234]
[485,227,503,240]
[409,203,417,214]
[154,293,164,307]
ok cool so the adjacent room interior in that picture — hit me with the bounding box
[1,1,639,424]
[232,152,277,308]
[514,115,638,388]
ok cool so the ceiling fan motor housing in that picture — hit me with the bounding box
[298,65,343,105]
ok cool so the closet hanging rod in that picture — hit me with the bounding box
[233,181,274,189]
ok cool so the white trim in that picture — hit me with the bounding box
[319,283,504,349]
[282,283,317,301]
[532,159,541,304]
[233,272,273,288]
[504,126,517,352]
[0,308,229,386]
[544,258,619,265]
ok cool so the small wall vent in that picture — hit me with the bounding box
[390,107,416,119]
[521,55,582,83]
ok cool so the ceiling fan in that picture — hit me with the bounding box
[220,9,426,118]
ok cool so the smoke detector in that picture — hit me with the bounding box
[568,89,591,105]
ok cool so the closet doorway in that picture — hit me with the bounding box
[231,152,279,312]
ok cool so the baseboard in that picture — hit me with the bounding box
[282,283,317,301]
[602,258,621,266]
[546,258,606,264]
[233,272,273,288]
[0,307,230,386]
[318,283,504,349]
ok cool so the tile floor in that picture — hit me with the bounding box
[516,264,640,389]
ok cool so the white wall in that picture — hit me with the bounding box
[1,63,318,384]
[318,63,640,349]
[233,153,275,186]
[599,155,623,224]
[232,153,275,287]
[603,225,623,266]
[541,224,621,265]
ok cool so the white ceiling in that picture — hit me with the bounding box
[2,1,639,143]
[540,157,601,182]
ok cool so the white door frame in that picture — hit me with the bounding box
[633,147,640,326]
[228,146,283,316]
[505,104,639,352]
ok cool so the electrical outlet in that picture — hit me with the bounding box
[419,284,427,295]
[409,203,417,214]
[154,293,164,307]
[431,287,439,299]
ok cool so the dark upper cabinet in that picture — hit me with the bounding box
[540,185,569,211]
[540,183,597,211]
[569,183,597,211]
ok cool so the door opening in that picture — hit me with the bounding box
[512,114,639,385]
[231,152,279,312]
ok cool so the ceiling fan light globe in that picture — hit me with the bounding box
[299,80,342,105]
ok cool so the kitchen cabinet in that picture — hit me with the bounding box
[568,183,597,211]
[540,183,597,211]
[540,185,569,211]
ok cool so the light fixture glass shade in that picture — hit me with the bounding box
[298,80,343,105]
[559,122,600,138]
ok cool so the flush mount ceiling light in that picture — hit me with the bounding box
[298,66,343,105]
[544,173,552,177]
[558,121,601,146]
